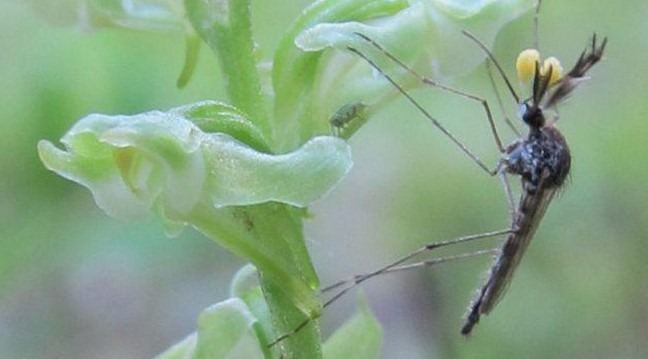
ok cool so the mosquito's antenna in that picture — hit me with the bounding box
[534,0,544,50]
[543,34,607,109]
[461,30,520,104]
[531,61,554,106]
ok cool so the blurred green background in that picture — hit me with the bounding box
[1,0,646,358]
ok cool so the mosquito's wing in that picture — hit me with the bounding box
[462,186,558,335]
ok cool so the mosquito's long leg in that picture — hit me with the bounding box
[461,30,520,105]
[486,59,521,137]
[347,46,498,176]
[347,44,518,231]
[268,229,513,347]
[354,32,506,153]
[319,228,513,310]
[322,248,499,294]
[534,0,544,50]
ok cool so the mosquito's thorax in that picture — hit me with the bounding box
[502,125,571,193]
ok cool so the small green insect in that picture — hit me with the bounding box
[329,102,370,138]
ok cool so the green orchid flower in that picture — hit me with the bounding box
[37,0,534,357]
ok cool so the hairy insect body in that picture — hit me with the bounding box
[460,33,605,335]
[462,124,571,335]
[505,126,571,192]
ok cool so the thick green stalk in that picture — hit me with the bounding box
[187,202,322,358]
[185,0,270,139]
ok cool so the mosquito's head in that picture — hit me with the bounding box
[515,34,607,129]
[517,102,543,128]
[515,49,564,129]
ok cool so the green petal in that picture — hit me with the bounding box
[272,0,409,151]
[203,134,351,208]
[194,299,265,359]
[284,0,533,142]
[38,102,352,223]
[153,298,266,359]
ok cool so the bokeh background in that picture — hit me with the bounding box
[1,0,646,358]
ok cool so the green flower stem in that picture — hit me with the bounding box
[186,202,322,358]
[259,272,321,358]
[185,0,270,140]
[181,0,325,351]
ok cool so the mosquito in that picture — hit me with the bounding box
[270,0,606,346]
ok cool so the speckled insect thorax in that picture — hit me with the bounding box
[503,127,571,193]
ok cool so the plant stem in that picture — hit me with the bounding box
[185,0,271,140]
[187,202,322,358]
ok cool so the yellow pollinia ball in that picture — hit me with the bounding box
[541,56,563,86]
[516,49,540,83]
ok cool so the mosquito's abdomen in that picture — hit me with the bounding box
[462,125,571,336]
[461,186,557,335]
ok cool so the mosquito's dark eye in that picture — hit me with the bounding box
[518,101,543,127]
[517,103,529,121]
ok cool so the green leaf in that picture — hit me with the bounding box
[194,298,265,359]
[229,265,275,358]
[153,298,266,359]
[154,265,322,359]
[323,294,383,359]
[176,32,202,89]
[179,101,270,152]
